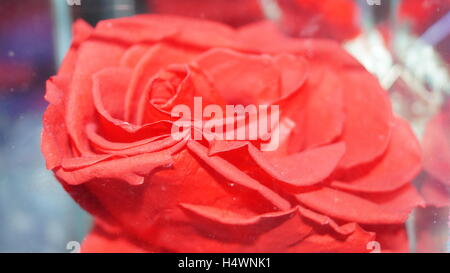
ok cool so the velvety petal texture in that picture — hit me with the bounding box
[42,15,422,253]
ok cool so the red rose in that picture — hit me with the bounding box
[276,0,361,41]
[42,15,423,253]
[399,0,450,63]
[399,0,450,34]
[148,0,263,27]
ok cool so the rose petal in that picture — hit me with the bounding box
[91,66,177,143]
[44,76,66,106]
[42,104,71,170]
[147,205,312,252]
[93,15,237,49]
[179,203,297,226]
[61,154,118,170]
[337,69,393,168]
[248,142,345,187]
[365,225,409,253]
[87,125,180,156]
[331,117,422,193]
[81,224,157,253]
[237,21,290,53]
[120,44,152,68]
[136,65,198,125]
[187,141,291,210]
[273,53,309,99]
[285,65,345,152]
[72,19,94,46]
[96,205,370,252]
[296,185,423,224]
[86,123,168,150]
[124,43,197,123]
[42,76,73,169]
[290,224,375,253]
[93,67,132,121]
[278,0,360,41]
[56,150,173,185]
[237,21,362,68]
[65,40,126,154]
[151,0,263,27]
[208,140,249,156]
[297,206,355,235]
[194,48,281,105]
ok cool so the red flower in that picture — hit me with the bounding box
[42,15,423,253]
[148,0,263,27]
[276,0,361,41]
[399,0,450,63]
[399,0,450,34]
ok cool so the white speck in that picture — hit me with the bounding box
[8,50,15,57]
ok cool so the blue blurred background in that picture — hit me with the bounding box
[0,0,91,252]
[0,0,150,253]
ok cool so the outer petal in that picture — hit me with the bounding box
[77,148,290,246]
[55,150,174,186]
[284,65,345,152]
[147,205,312,252]
[92,67,132,122]
[365,225,409,253]
[290,224,375,253]
[337,69,394,168]
[92,15,238,49]
[120,44,152,68]
[82,225,157,253]
[65,39,126,154]
[297,206,355,236]
[42,76,73,169]
[151,0,263,27]
[331,117,422,193]
[187,141,291,210]
[296,185,423,225]
[194,48,281,104]
[178,204,313,250]
[41,104,71,170]
[237,21,362,68]
[278,0,360,41]
[248,142,345,187]
[149,204,372,252]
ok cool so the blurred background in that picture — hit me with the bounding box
[0,0,448,252]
